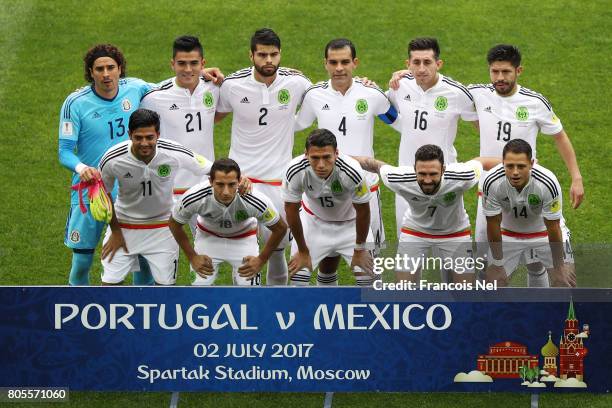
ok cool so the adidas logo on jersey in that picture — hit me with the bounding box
[124,172,133,178]
[169,104,179,110]
[322,104,330,110]
[240,97,250,104]
[484,106,492,113]
[92,112,101,119]
[404,94,411,101]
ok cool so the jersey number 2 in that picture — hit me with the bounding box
[259,108,268,126]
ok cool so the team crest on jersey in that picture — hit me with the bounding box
[528,194,541,207]
[331,180,343,193]
[262,208,276,222]
[443,191,456,203]
[69,230,80,243]
[203,91,215,108]
[355,99,368,114]
[235,210,249,222]
[434,96,448,111]
[516,106,529,121]
[278,89,290,105]
[121,98,132,112]
[157,164,171,177]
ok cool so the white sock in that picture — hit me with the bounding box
[528,267,550,287]
[355,274,374,287]
[290,268,311,286]
[266,250,288,285]
[317,271,338,286]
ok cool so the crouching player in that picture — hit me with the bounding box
[99,108,213,285]
[283,129,374,286]
[169,159,287,286]
[483,139,575,287]
[354,145,499,284]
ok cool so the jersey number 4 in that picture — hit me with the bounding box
[338,116,347,136]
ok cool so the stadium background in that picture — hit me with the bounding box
[0,0,610,406]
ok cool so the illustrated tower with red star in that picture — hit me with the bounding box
[559,299,588,381]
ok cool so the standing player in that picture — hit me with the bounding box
[141,36,218,233]
[58,44,154,286]
[282,129,373,286]
[295,38,397,251]
[169,159,287,286]
[469,44,583,269]
[59,43,223,286]
[483,140,575,287]
[387,38,478,235]
[216,28,312,285]
[354,145,499,283]
[99,109,213,285]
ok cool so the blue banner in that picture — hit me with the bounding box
[0,287,610,392]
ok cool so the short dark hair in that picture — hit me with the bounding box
[502,139,532,160]
[487,44,522,67]
[129,109,160,133]
[251,28,281,52]
[408,37,440,60]
[415,144,444,165]
[173,35,204,58]
[84,44,126,83]
[305,128,337,150]
[325,38,356,59]
[210,158,241,181]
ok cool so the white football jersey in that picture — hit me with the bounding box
[482,163,562,234]
[282,153,371,222]
[296,79,391,157]
[296,78,392,188]
[468,84,563,158]
[172,183,280,237]
[380,160,483,234]
[140,77,218,192]
[99,139,212,225]
[388,73,477,165]
[218,67,312,181]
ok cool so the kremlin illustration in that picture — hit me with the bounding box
[454,299,590,388]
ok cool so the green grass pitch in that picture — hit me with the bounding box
[0,0,610,406]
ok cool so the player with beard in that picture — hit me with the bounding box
[469,44,582,279]
[216,28,312,285]
[354,145,499,283]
